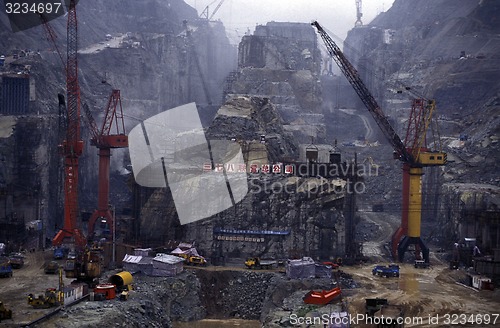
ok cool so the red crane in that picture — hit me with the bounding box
[39,13,65,70]
[53,0,86,248]
[312,21,446,263]
[83,90,128,237]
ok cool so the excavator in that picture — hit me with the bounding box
[312,21,446,263]
[28,266,64,308]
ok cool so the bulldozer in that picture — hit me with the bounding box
[0,301,12,321]
[176,253,207,266]
[27,288,60,308]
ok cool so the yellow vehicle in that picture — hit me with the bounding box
[245,257,276,270]
[119,291,129,301]
[27,288,60,308]
[176,253,206,266]
[187,255,206,266]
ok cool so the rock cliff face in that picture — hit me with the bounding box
[437,183,500,247]
[231,22,324,143]
[0,0,236,244]
[138,96,352,261]
[340,0,500,251]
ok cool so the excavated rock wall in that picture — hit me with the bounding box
[0,115,61,245]
[138,96,349,260]
[231,22,324,144]
[437,183,500,250]
[0,0,236,244]
[341,0,500,249]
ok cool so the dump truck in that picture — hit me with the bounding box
[8,254,24,269]
[28,288,60,308]
[372,264,400,278]
[53,247,65,260]
[0,301,12,321]
[245,257,276,270]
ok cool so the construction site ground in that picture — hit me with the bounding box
[0,250,75,327]
[1,249,499,327]
[0,204,498,327]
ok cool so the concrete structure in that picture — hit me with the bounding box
[0,75,30,115]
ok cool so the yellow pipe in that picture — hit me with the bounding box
[109,271,133,287]
[407,167,423,237]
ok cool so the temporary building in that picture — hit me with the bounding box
[151,253,184,277]
[315,263,333,278]
[286,257,316,279]
[133,248,152,257]
[122,254,153,275]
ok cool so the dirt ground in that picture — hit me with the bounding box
[1,214,500,328]
[1,249,499,327]
[338,210,500,328]
[0,250,74,327]
[341,262,500,328]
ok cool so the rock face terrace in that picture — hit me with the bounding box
[0,0,499,326]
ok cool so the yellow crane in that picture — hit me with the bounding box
[312,21,446,263]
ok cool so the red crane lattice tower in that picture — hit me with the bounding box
[84,90,128,237]
[53,0,86,248]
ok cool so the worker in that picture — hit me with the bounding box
[452,242,460,261]
[473,245,481,257]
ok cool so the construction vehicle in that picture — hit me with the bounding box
[372,264,400,278]
[8,253,24,269]
[0,301,12,321]
[245,257,276,270]
[28,288,60,308]
[45,261,60,274]
[64,244,102,280]
[0,259,12,278]
[53,247,67,259]
[414,259,430,268]
[29,267,64,308]
[119,291,129,301]
[186,255,207,266]
[176,253,207,266]
[312,21,446,264]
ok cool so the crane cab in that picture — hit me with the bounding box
[417,151,447,166]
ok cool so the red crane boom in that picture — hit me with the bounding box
[53,0,85,248]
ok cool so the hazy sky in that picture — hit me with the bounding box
[185,0,396,43]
